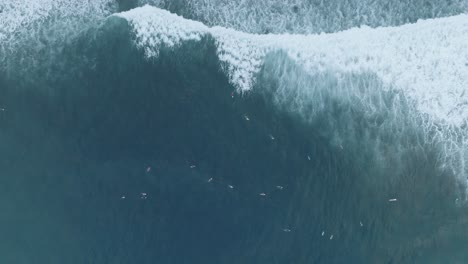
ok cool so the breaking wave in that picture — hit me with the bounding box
[1,1,468,263]
[118,6,468,186]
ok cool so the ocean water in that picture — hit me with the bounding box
[1,1,468,263]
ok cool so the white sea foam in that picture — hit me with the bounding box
[115,5,208,58]
[0,0,115,43]
[117,5,468,127]
[140,0,468,34]
[0,0,117,74]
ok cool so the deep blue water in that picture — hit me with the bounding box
[1,9,468,264]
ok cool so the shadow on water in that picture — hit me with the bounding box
[0,16,467,264]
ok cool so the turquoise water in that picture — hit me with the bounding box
[1,1,468,263]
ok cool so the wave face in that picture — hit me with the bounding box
[1,1,468,264]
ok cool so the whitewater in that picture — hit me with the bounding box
[117,6,468,185]
[117,6,468,125]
